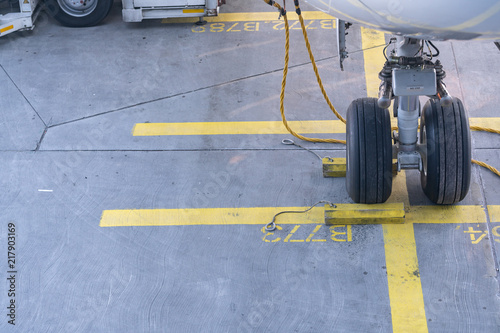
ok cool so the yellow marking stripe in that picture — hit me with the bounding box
[101,206,324,227]
[132,120,344,136]
[132,118,499,136]
[360,26,386,98]
[489,205,500,222]
[361,28,427,333]
[0,25,14,34]
[469,117,500,130]
[407,205,486,224]
[162,11,334,24]
[383,223,428,332]
[100,205,495,227]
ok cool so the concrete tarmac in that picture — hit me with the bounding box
[0,0,499,332]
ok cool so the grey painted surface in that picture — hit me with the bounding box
[0,69,45,150]
[416,222,500,332]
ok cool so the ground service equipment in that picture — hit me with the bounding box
[0,0,224,37]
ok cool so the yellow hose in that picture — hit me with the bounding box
[470,125,500,135]
[279,14,346,144]
[472,159,500,177]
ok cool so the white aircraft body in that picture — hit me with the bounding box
[306,0,500,40]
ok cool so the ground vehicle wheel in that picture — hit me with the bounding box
[45,0,114,27]
[346,98,393,203]
[420,98,471,204]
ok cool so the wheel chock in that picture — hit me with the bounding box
[324,203,405,225]
[392,160,398,175]
[322,157,346,177]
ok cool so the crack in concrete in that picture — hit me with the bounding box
[0,64,47,128]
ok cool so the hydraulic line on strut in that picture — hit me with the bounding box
[262,0,500,178]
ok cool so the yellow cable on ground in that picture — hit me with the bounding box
[470,125,500,135]
[262,0,345,144]
[279,13,346,144]
[472,159,500,177]
[470,126,500,176]
[263,0,500,177]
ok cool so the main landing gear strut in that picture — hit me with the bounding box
[346,37,471,204]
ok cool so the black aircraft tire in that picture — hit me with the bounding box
[346,98,393,203]
[45,0,114,27]
[420,98,471,204]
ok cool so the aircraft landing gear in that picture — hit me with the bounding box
[345,37,472,204]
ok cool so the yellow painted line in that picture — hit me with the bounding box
[183,9,204,14]
[100,206,324,227]
[132,120,345,136]
[162,11,334,24]
[361,27,427,332]
[469,117,500,130]
[387,170,410,206]
[489,205,500,222]
[0,25,14,34]
[383,223,428,332]
[132,118,500,136]
[360,26,386,98]
[409,205,486,224]
[99,205,495,227]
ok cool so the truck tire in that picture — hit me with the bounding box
[45,0,114,27]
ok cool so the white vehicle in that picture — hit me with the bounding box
[0,0,224,37]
